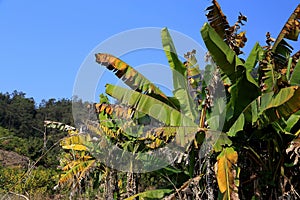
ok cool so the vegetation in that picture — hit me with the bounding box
[1,1,300,200]
[0,92,88,199]
[0,166,58,199]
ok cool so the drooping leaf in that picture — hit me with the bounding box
[58,158,96,189]
[272,4,300,51]
[258,4,299,93]
[95,53,171,105]
[106,84,197,128]
[273,39,293,67]
[138,127,177,149]
[94,103,134,120]
[259,86,296,113]
[62,155,94,171]
[205,0,230,40]
[242,86,300,126]
[278,86,300,118]
[105,84,199,147]
[60,135,91,151]
[161,28,198,122]
[216,147,239,200]
[271,4,300,73]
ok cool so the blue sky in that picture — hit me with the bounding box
[0,0,298,104]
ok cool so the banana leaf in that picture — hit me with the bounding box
[201,23,244,83]
[161,28,198,122]
[105,84,199,147]
[290,60,300,86]
[95,53,174,107]
[272,4,300,51]
[216,147,239,200]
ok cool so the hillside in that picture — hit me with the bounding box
[0,149,30,168]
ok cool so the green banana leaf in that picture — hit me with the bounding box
[106,84,197,127]
[227,113,244,137]
[95,53,174,107]
[259,59,279,93]
[278,86,300,118]
[241,86,300,125]
[227,86,300,134]
[290,60,300,86]
[285,110,300,132]
[244,43,263,88]
[227,73,260,121]
[201,23,260,120]
[201,23,243,83]
[161,28,197,122]
[105,84,199,147]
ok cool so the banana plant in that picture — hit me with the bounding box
[201,1,300,199]
[44,121,110,199]
[94,23,237,198]
[49,1,300,199]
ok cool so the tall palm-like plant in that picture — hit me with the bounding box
[201,1,300,199]
[94,1,300,199]
[44,121,113,199]
[94,26,232,199]
[51,1,300,199]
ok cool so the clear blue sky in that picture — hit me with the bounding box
[0,0,298,104]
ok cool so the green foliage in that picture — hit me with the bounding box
[0,91,76,167]
[290,61,300,86]
[203,2,300,199]
[124,189,173,200]
[161,28,198,122]
[2,1,297,199]
[93,2,300,199]
[0,166,58,199]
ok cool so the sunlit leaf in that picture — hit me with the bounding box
[95,53,171,105]
[161,28,198,122]
[216,147,239,199]
[227,113,244,137]
[272,4,300,51]
[290,60,300,86]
